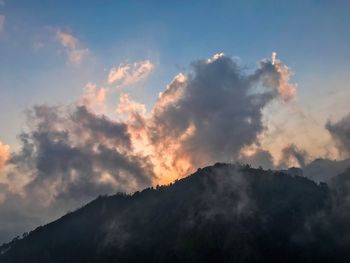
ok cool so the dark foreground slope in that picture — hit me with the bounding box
[1,163,350,263]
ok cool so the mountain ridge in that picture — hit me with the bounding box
[1,163,349,263]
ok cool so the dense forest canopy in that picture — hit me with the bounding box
[1,163,350,263]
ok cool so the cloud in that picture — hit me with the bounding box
[278,144,309,168]
[55,29,89,65]
[79,82,107,114]
[56,30,78,49]
[0,53,298,242]
[4,105,154,209]
[108,60,154,87]
[3,51,350,246]
[270,52,297,102]
[239,146,274,169]
[117,93,147,117]
[119,53,297,183]
[0,15,5,33]
[0,105,155,242]
[326,113,350,158]
[0,141,9,172]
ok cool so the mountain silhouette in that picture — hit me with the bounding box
[1,163,350,263]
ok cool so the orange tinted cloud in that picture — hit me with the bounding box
[80,82,107,113]
[108,60,154,87]
[55,29,89,65]
[116,54,298,185]
[4,53,299,204]
[272,52,297,102]
[0,141,9,172]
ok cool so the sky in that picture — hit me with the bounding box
[0,0,350,243]
[1,1,350,147]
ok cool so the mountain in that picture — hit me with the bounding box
[1,163,350,263]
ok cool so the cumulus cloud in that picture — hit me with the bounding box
[55,29,89,65]
[0,105,154,242]
[108,60,154,87]
[1,105,154,216]
[0,53,298,242]
[118,53,297,183]
[326,113,350,158]
[3,51,350,246]
[0,15,5,33]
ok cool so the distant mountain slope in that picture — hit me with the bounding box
[1,163,350,263]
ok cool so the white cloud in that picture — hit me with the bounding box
[55,29,89,65]
[108,60,154,87]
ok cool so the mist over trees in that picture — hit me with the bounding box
[1,163,350,263]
